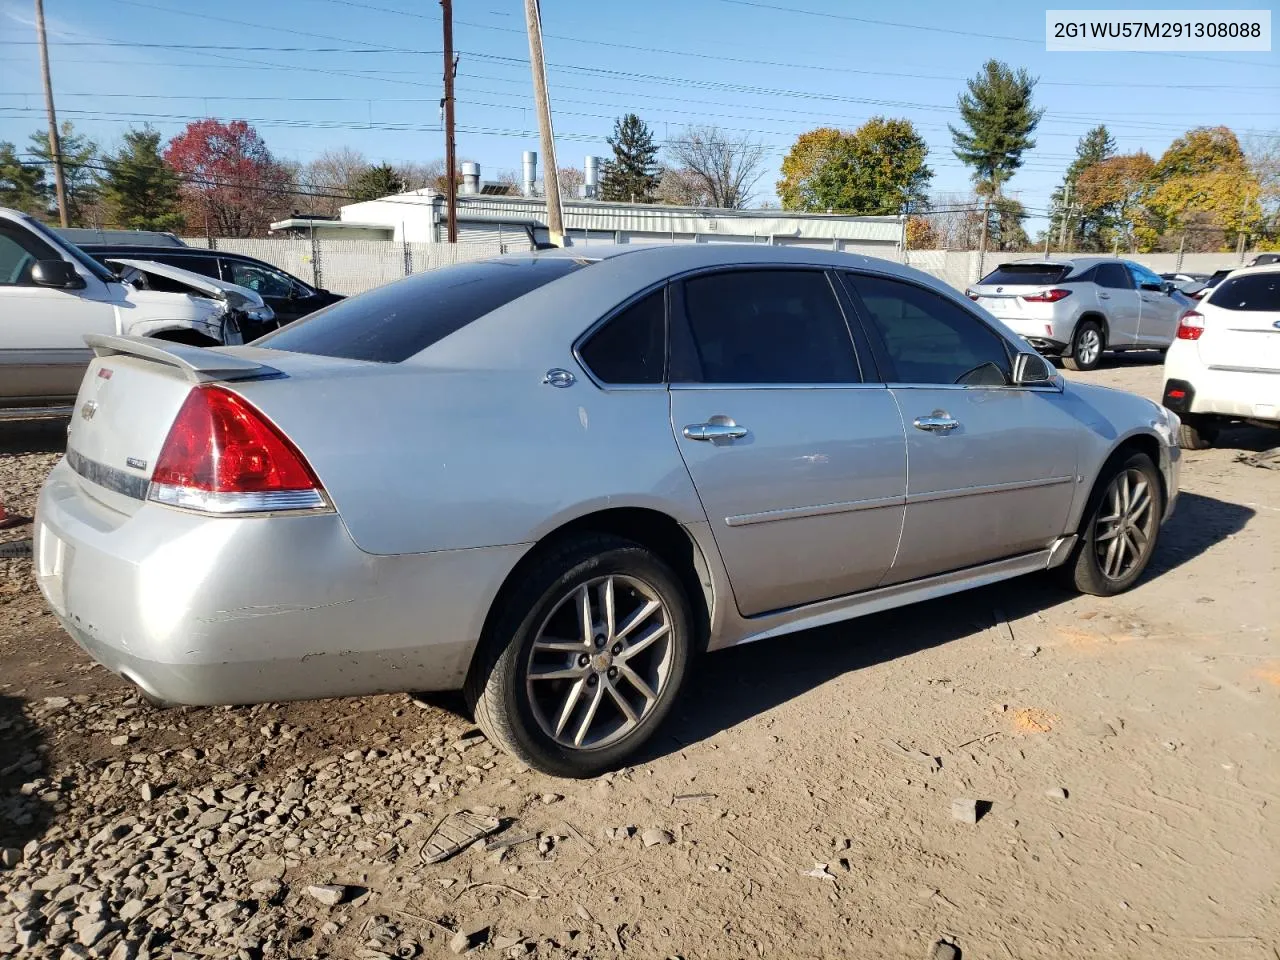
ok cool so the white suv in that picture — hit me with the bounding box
[1161,264,1280,448]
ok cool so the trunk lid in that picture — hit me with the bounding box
[1198,272,1280,372]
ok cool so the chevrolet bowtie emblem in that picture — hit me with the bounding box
[80,400,98,421]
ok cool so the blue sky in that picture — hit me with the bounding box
[2,0,1278,232]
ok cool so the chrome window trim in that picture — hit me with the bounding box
[668,381,887,391]
[884,382,1064,394]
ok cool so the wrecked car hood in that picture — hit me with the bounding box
[106,258,266,311]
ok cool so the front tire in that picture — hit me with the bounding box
[1064,452,1163,596]
[1178,416,1218,450]
[1062,320,1104,372]
[466,534,693,778]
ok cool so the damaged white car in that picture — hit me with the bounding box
[1,207,273,420]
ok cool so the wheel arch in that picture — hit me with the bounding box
[1077,310,1109,347]
[1081,430,1168,525]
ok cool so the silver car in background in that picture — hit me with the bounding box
[34,244,1181,777]
[967,257,1187,371]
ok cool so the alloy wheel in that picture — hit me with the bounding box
[1076,327,1101,367]
[525,575,674,750]
[1092,467,1157,581]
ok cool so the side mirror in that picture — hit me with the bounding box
[1013,352,1055,386]
[31,259,85,290]
[1140,280,1163,292]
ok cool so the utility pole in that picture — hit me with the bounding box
[524,0,563,246]
[34,0,68,227]
[1056,180,1071,250]
[1236,190,1250,262]
[441,0,458,243]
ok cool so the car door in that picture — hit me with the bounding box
[1128,261,1181,346]
[667,267,907,617]
[222,259,299,324]
[841,271,1079,584]
[1094,262,1141,346]
[0,220,117,403]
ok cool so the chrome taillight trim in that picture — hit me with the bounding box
[147,483,332,516]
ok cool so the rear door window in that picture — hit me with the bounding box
[671,269,861,384]
[1095,263,1134,289]
[1207,273,1280,311]
[979,264,1070,286]
[257,258,585,362]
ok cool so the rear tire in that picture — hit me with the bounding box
[1064,452,1163,597]
[465,534,693,778]
[1178,416,1218,450]
[1062,320,1104,372]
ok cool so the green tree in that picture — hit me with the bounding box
[950,60,1043,252]
[350,163,405,202]
[99,127,184,232]
[28,121,100,226]
[1075,152,1155,251]
[778,118,932,215]
[0,142,46,215]
[600,114,660,203]
[1049,124,1116,250]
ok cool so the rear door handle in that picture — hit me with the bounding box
[1098,292,1111,299]
[913,415,960,433]
[683,421,748,441]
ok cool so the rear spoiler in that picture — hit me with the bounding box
[84,334,283,383]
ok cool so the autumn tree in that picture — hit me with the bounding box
[656,165,712,206]
[28,122,100,226]
[600,114,660,203]
[778,118,932,215]
[558,166,585,199]
[950,61,1043,255]
[163,119,292,237]
[905,215,937,249]
[1139,126,1262,251]
[0,142,46,216]
[1075,152,1155,251]
[297,147,368,215]
[100,127,183,232]
[1049,125,1115,251]
[668,125,766,209]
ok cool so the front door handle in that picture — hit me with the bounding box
[683,420,748,441]
[913,414,960,433]
[1098,292,1111,299]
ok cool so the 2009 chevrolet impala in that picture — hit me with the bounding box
[34,244,1180,776]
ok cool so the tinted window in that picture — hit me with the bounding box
[226,260,295,298]
[848,273,1011,386]
[979,264,1070,286]
[258,258,585,362]
[0,223,56,286]
[579,288,665,384]
[1095,263,1133,289]
[1207,273,1280,312]
[674,269,859,384]
[1126,262,1163,289]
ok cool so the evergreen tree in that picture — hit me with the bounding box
[600,114,660,203]
[28,121,100,226]
[100,127,184,232]
[350,163,405,202]
[0,142,46,216]
[1049,125,1116,250]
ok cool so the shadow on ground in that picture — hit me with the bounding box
[0,695,53,858]
[644,490,1253,762]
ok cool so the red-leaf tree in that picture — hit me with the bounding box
[163,119,292,237]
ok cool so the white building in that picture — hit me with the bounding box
[272,156,904,255]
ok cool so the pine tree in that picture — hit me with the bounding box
[28,121,99,226]
[100,127,184,232]
[1049,125,1116,250]
[0,142,46,216]
[600,114,659,203]
[350,163,405,202]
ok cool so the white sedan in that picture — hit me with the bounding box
[1162,263,1280,448]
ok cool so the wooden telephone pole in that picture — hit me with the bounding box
[34,0,68,227]
[441,0,458,243]
[523,0,563,246]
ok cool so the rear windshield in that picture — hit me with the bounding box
[257,257,585,362]
[1206,273,1280,312]
[978,264,1070,286]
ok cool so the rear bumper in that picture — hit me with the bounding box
[990,315,1071,354]
[34,459,528,705]
[1162,369,1280,422]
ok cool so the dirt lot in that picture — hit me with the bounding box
[2,358,1278,959]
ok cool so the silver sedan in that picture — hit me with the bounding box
[34,244,1181,776]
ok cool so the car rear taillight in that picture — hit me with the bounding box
[966,290,979,301]
[1021,288,1072,303]
[148,385,330,514]
[1191,288,1209,300]
[1176,310,1205,341]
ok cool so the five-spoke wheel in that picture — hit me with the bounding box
[1065,452,1164,596]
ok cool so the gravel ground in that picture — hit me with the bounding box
[2,357,1278,960]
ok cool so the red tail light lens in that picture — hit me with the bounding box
[1021,288,1072,303]
[966,290,980,301]
[1176,310,1205,341]
[149,386,329,514]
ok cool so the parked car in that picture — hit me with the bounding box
[34,244,1181,776]
[1160,271,1211,296]
[1162,263,1280,448]
[966,257,1188,370]
[1190,268,1234,301]
[1248,253,1280,267]
[79,244,342,327]
[0,207,272,420]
